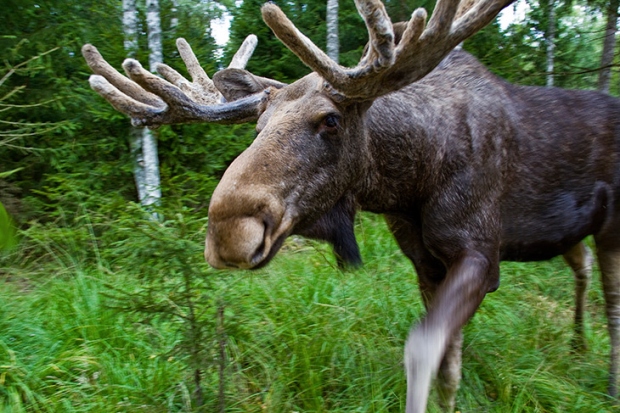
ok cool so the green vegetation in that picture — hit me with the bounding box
[1,211,616,412]
[0,203,17,250]
[2,0,620,411]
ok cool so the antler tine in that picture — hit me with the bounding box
[261,3,346,85]
[449,0,514,44]
[83,35,264,127]
[123,59,196,109]
[155,38,221,105]
[156,35,258,105]
[261,0,512,100]
[262,0,396,86]
[424,0,460,39]
[83,44,164,108]
[87,74,165,121]
[229,34,258,69]
[384,0,513,95]
[396,8,428,58]
[355,0,395,70]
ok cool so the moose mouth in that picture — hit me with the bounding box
[248,231,289,270]
[204,208,296,270]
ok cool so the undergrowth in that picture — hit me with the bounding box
[0,209,616,412]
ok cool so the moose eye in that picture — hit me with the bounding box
[319,113,341,135]
[324,114,339,128]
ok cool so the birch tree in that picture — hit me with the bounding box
[123,0,138,56]
[598,0,619,93]
[170,0,179,31]
[123,0,162,210]
[123,0,149,203]
[326,0,339,62]
[546,1,556,87]
[142,0,163,210]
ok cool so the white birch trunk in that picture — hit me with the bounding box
[129,129,147,202]
[123,0,148,203]
[123,0,138,56]
[142,0,163,210]
[546,4,556,88]
[146,0,163,73]
[598,0,619,94]
[170,0,179,31]
[326,0,339,63]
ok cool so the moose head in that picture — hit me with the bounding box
[205,0,515,271]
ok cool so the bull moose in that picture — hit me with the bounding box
[82,0,620,411]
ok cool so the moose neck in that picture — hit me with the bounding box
[353,91,450,215]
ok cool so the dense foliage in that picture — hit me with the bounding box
[1,0,619,411]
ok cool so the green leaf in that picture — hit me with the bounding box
[0,168,24,179]
[0,202,17,250]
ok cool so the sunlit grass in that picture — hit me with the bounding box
[0,212,617,412]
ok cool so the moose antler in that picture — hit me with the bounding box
[262,0,513,100]
[82,35,266,127]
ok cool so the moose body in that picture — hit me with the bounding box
[206,49,620,410]
[83,0,620,411]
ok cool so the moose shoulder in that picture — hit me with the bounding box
[83,0,620,411]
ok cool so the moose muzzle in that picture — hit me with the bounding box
[204,184,292,269]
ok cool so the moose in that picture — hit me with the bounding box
[82,0,620,411]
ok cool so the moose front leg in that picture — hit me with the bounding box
[419,278,464,411]
[437,330,463,411]
[405,251,492,413]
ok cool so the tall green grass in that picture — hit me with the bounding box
[0,269,186,412]
[0,212,616,412]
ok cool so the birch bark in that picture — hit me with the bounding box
[142,0,163,209]
[598,0,619,94]
[123,0,148,203]
[326,0,339,63]
[170,0,179,31]
[546,3,556,88]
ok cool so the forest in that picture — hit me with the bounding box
[1,0,620,411]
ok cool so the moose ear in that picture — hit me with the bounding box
[213,68,286,102]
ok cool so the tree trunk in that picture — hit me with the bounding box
[598,0,619,94]
[546,3,556,88]
[142,0,163,210]
[123,0,138,56]
[123,0,148,203]
[326,0,339,63]
[170,0,179,32]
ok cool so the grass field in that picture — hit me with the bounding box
[0,212,617,412]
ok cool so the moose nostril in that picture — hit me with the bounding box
[250,218,270,265]
[251,241,266,265]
